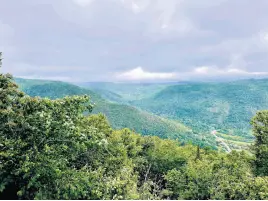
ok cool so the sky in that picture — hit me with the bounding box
[1,0,268,82]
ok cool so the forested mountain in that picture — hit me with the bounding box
[20,78,268,151]
[79,79,268,142]
[15,78,211,147]
[3,63,268,199]
[130,79,268,141]
[76,79,268,151]
[77,82,179,103]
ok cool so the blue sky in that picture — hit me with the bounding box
[1,0,268,82]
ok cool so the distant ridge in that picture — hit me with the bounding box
[15,77,210,147]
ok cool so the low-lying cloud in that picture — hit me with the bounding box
[116,66,176,81]
[116,66,268,82]
[193,66,268,76]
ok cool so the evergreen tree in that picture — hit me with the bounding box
[195,145,201,161]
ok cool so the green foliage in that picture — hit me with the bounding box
[0,67,137,199]
[15,78,206,146]
[2,55,268,199]
[132,80,268,142]
[78,82,173,102]
[0,69,197,199]
[166,160,213,200]
[251,110,268,176]
[165,151,268,200]
[80,80,268,148]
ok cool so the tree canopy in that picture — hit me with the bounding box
[1,52,268,199]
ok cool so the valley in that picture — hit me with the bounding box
[78,79,268,151]
[15,77,268,152]
[15,78,210,147]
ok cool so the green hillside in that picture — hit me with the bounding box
[88,88,126,104]
[15,78,210,146]
[15,78,104,103]
[77,82,176,102]
[132,79,268,141]
[4,72,268,200]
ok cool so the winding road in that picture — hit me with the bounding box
[211,130,232,153]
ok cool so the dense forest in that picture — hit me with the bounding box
[79,79,268,151]
[15,78,211,148]
[132,81,268,139]
[81,79,268,141]
[2,52,268,200]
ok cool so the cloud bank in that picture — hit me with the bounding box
[116,66,175,80]
[1,0,268,82]
[116,66,268,82]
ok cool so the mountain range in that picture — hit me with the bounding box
[15,78,205,147]
[16,77,268,151]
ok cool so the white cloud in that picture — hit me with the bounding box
[120,0,150,13]
[2,0,268,82]
[72,0,95,7]
[116,66,175,80]
[192,66,268,77]
[194,66,211,74]
[116,66,268,82]
[130,1,141,14]
[53,0,197,39]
